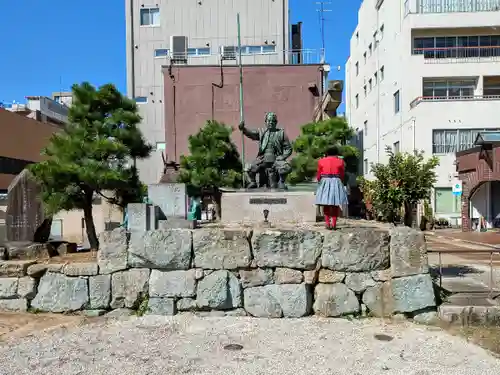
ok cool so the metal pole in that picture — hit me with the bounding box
[237,13,245,186]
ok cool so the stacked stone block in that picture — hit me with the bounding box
[0,225,436,319]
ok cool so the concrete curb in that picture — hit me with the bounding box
[439,304,500,326]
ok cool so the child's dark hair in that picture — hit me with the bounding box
[326,145,340,156]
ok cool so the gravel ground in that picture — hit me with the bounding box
[0,314,499,375]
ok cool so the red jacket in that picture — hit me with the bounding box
[316,156,345,182]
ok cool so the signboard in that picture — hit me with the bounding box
[452,181,462,196]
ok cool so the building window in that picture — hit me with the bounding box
[356,31,359,43]
[154,49,170,57]
[432,128,500,154]
[155,142,166,151]
[368,78,373,92]
[393,141,400,153]
[355,94,359,108]
[355,62,359,76]
[364,85,367,97]
[140,7,160,26]
[134,96,148,104]
[393,90,400,113]
[380,24,384,39]
[364,159,369,174]
[435,187,460,214]
[373,31,379,49]
[188,47,211,56]
[374,72,378,86]
[413,35,500,58]
[422,78,476,99]
[380,66,384,81]
[363,51,367,63]
[238,45,276,55]
[364,120,368,135]
[368,43,373,56]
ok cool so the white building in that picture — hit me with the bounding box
[346,0,500,226]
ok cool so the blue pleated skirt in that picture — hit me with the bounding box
[315,176,348,206]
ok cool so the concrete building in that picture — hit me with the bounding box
[125,0,326,184]
[346,0,500,226]
[5,95,69,125]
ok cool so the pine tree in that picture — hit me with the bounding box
[29,82,152,249]
[178,120,242,218]
[288,117,359,184]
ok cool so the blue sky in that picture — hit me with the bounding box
[0,0,361,109]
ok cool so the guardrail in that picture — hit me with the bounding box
[410,94,500,108]
[405,0,500,14]
[160,48,326,66]
[413,46,500,63]
[428,247,500,297]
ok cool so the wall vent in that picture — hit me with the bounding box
[221,46,237,60]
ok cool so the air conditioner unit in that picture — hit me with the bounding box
[221,45,237,60]
[170,35,188,61]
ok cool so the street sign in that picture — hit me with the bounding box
[452,181,462,196]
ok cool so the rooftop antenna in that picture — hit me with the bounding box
[315,1,332,55]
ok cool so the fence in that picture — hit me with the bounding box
[428,247,500,297]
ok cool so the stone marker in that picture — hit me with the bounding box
[6,169,51,242]
[148,183,188,219]
[127,203,151,232]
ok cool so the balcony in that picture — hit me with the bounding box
[159,48,326,66]
[405,0,500,14]
[413,46,500,63]
[410,94,500,108]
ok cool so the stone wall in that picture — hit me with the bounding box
[0,225,436,319]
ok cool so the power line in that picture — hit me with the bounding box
[315,1,332,54]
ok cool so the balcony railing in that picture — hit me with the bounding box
[410,94,500,108]
[162,48,326,66]
[413,46,500,63]
[405,0,500,14]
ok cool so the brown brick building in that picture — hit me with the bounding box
[456,133,500,231]
[162,64,337,163]
[0,109,60,191]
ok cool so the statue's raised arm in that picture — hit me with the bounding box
[238,121,260,141]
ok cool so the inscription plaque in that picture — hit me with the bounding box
[249,198,287,205]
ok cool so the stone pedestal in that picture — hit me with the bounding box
[220,190,316,224]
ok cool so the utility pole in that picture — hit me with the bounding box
[315,1,331,57]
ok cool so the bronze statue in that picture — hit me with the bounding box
[238,112,292,189]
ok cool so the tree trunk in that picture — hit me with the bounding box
[83,196,99,250]
[403,201,413,227]
[212,189,222,220]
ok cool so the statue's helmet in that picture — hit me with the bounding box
[265,112,278,128]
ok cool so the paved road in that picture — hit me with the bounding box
[1,315,499,375]
[425,235,500,267]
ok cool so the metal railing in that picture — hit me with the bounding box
[429,247,500,297]
[413,46,500,63]
[405,0,500,14]
[410,94,500,108]
[161,48,326,66]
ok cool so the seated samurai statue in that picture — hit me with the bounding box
[238,112,292,189]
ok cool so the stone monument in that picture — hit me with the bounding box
[133,152,192,229]
[220,112,316,224]
[5,169,51,242]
